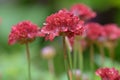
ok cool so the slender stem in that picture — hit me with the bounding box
[90,44,94,80]
[25,43,31,80]
[90,44,94,71]
[73,39,78,70]
[68,49,73,70]
[109,47,115,62]
[99,43,105,66]
[78,41,83,72]
[107,41,115,62]
[65,37,73,70]
[63,36,70,80]
[48,59,55,75]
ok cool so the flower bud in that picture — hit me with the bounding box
[41,46,56,60]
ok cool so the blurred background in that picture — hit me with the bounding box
[0,0,120,80]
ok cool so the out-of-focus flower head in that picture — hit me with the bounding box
[41,46,56,60]
[85,22,106,41]
[70,4,96,20]
[39,9,84,41]
[8,20,39,45]
[73,70,82,80]
[104,24,120,41]
[96,67,120,80]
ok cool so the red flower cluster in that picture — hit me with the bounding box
[70,4,96,20]
[8,21,39,45]
[104,24,120,41]
[96,67,120,80]
[39,10,84,41]
[85,22,106,41]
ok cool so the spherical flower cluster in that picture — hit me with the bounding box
[104,24,120,41]
[70,4,96,20]
[85,22,106,41]
[96,67,120,80]
[39,9,84,41]
[8,21,39,45]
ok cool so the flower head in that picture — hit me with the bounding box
[85,22,106,41]
[8,21,39,45]
[104,24,120,41]
[96,67,120,80]
[39,9,84,41]
[70,4,96,20]
[41,46,56,59]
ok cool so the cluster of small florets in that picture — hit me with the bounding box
[96,67,120,80]
[85,23,120,42]
[70,4,96,20]
[9,3,96,44]
[8,3,120,47]
[39,9,84,41]
[8,21,39,45]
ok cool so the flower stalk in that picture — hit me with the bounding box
[78,41,83,72]
[97,42,105,66]
[48,59,55,75]
[25,42,31,80]
[63,36,71,80]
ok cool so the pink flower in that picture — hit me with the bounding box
[70,4,96,20]
[8,21,39,45]
[96,67,120,80]
[39,9,84,41]
[85,22,106,41]
[104,24,120,41]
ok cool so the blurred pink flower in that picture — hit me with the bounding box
[70,4,96,20]
[85,22,106,41]
[96,67,120,80]
[104,24,120,41]
[8,21,39,45]
[39,9,84,41]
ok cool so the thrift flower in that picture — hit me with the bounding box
[70,4,96,20]
[85,22,106,41]
[8,21,39,45]
[96,67,120,80]
[41,46,56,59]
[104,24,120,41]
[39,9,84,41]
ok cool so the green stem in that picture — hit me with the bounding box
[109,47,115,62]
[25,43,31,80]
[48,59,55,75]
[65,37,73,70]
[99,43,105,66]
[78,41,83,72]
[73,39,78,70]
[63,36,70,80]
[90,44,94,80]
[68,49,73,70]
[90,44,94,71]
